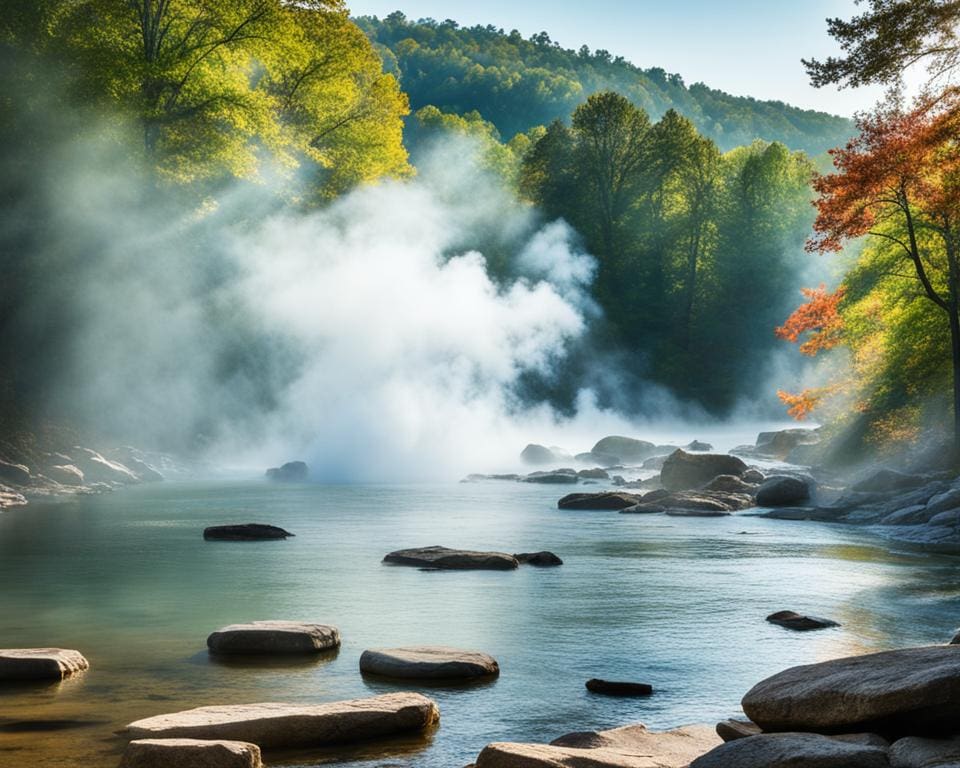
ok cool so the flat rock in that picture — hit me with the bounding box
[207,622,340,655]
[690,732,889,768]
[716,719,762,742]
[621,490,753,514]
[742,645,960,737]
[359,646,498,680]
[0,649,89,681]
[475,723,721,768]
[766,610,839,631]
[578,468,610,479]
[558,491,643,510]
[383,546,518,570]
[523,470,579,484]
[889,735,960,767]
[513,551,563,566]
[120,738,262,768]
[124,693,439,748]
[660,450,748,491]
[203,524,294,541]
[585,679,653,696]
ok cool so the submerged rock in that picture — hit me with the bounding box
[660,450,748,491]
[513,551,563,566]
[475,723,720,768]
[766,610,839,631]
[383,545,518,570]
[120,738,262,768]
[124,693,439,748]
[557,491,642,510]
[360,646,499,680]
[207,621,340,655]
[0,649,89,681]
[742,645,960,737]
[590,436,659,463]
[585,678,653,696]
[265,461,308,482]
[690,732,889,768]
[203,524,294,541]
[756,476,814,507]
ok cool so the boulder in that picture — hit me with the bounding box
[703,474,757,494]
[523,470,579,484]
[766,610,839,631]
[0,460,31,486]
[889,735,960,767]
[203,524,294,541]
[754,428,821,459]
[756,476,813,507]
[120,739,262,768]
[716,719,762,742]
[660,450,748,492]
[585,679,653,696]
[383,546,518,570]
[575,451,621,468]
[621,490,753,514]
[852,469,927,494]
[265,461,308,482]
[685,440,713,452]
[881,505,933,526]
[591,436,659,463]
[743,469,766,484]
[577,468,610,480]
[0,649,89,681]
[642,455,669,470]
[359,646,498,680]
[207,622,340,655]
[558,492,643,510]
[46,464,85,486]
[925,488,960,516]
[71,447,140,484]
[742,645,960,737]
[690,732,889,768]
[475,723,720,768]
[521,444,565,465]
[514,551,563,566]
[124,693,439,748]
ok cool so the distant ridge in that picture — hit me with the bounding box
[357,13,854,155]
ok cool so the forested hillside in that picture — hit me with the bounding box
[357,13,854,155]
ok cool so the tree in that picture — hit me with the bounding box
[804,0,960,88]
[807,93,960,452]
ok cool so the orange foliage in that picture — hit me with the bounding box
[775,285,845,356]
[777,389,823,421]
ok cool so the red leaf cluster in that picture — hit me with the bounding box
[775,284,845,356]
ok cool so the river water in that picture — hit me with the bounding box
[1,479,958,767]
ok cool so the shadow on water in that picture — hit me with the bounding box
[195,648,341,669]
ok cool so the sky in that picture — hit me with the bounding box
[348,0,895,117]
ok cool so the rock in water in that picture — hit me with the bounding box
[685,440,714,451]
[756,476,813,506]
[120,739,262,768]
[207,622,340,655]
[475,723,720,768]
[577,468,610,480]
[265,461,308,482]
[520,444,562,465]
[621,490,753,514]
[590,436,658,463]
[383,546,518,570]
[742,645,960,737]
[203,524,294,541]
[557,492,643,510]
[513,551,563,566]
[359,646,499,680]
[660,450,748,491]
[0,460,31,486]
[690,732,889,768]
[0,649,89,681]
[585,678,653,696]
[522,471,579,484]
[766,610,839,631]
[124,693,439,748]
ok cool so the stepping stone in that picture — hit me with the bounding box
[120,738,262,768]
[360,646,499,680]
[124,692,439,748]
[766,610,839,631]
[585,678,653,696]
[207,621,340,655]
[203,524,293,541]
[0,649,89,681]
[383,546,518,570]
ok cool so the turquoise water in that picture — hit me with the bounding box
[1,480,959,767]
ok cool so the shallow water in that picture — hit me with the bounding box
[1,480,958,767]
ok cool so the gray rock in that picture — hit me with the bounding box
[890,735,960,767]
[46,464,85,486]
[124,693,439,748]
[743,469,766,484]
[930,509,960,527]
[523,471,579,484]
[71,447,140,484]
[265,461,308,482]
[557,491,642,510]
[881,505,933,526]
[685,440,714,452]
[621,490,753,514]
[742,645,960,737]
[590,436,659,463]
[383,546,518,570]
[520,444,561,465]
[513,551,563,566]
[716,719,762,742]
[0,460,31,486]
[766,610,839,631]
[690,732,889,768]
[926,488,960,516]
[585,678,653,696]
[120,739,262,768]
[703,474,757,494]
[203,524,293,541]
[642,455,669,470]
[756,476,813,507]
[660,450,748,491]
[359,646,498,680]
[0,485,27,510]
[575,451,621,468]
[853,469,927,493]
[207,622,340,655]
[0,649,89,681]
[577,468,610,480]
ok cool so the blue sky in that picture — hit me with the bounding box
[348,0,892,117]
